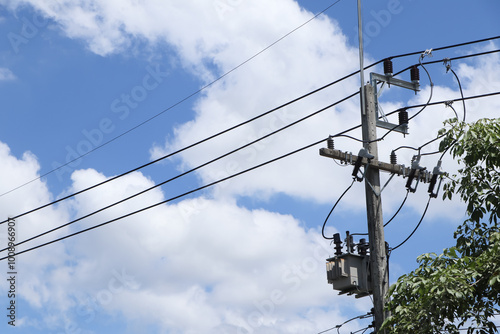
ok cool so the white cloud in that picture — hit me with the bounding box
[0,144,367,332]
[4,0,364,203]
[30,168,368,333]
[1,1,500,333]
[0,142,71,322]
[0,67,16,81]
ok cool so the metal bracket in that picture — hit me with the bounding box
[370,73,420,92]
[370,72,420,135]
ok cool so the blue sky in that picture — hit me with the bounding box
[0,0,499,333]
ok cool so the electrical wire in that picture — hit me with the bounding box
[350,180,409,237]
[0,137,331,261]
[4,89,406,260]
[334,134,366,143]
[441,325,500,332]
[408,52,434,122]
[2,47,499,252]
[392,49,500,78]
[387,91,499,155]
[393,102,459,157]
[389,103,456,156]
[0,92,360,253]
[317,313,373,334]
[0,0,346,199]
[438,64,467,160]
[0,86,361,226]
[321,178,356,240]
[3,75,499,260]
[391,60,467,158]
[399,91,500,111]
[13,51,463,231]
[384,189,410,228]
[377,49,499,142]
[389,36,500,61]
[417,103,459,157]
[389,195,432,252]
[2,39,498,200]
[351,327,371,334]
[33,88,490,251]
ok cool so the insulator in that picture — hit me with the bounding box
[383,58,393,77]
[399,109,409,125]
[333,233,343,256]
[411,65,420,82]
[358,238,369,255]
[327,136,334,150]
[390,151,397,165]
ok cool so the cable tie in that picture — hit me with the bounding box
[445,100,454,107]
[421,48,433,59]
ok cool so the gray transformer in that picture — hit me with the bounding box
[326,253,372,298]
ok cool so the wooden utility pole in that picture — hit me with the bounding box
[361,84,389,332]
[357,0,389,329]
[324,1,421,331]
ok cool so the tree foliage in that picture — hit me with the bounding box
[382,118,500,334]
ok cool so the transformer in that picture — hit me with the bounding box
[326,253,372,298]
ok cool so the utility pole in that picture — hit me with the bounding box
[323,2,435,332]
[357,0,389,329]
[361,84,389,333]
[322,76,427,331]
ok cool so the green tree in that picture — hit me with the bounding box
[382,118,500,334]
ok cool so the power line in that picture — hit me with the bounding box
[0,81,361,225]
[2,37,498,200]
[384,189,410,228]
[403,91,500,111]
[5,90,496,254]
[2,45,499,234]
[321,178,356,240]
[373,48,499,143]
[391,102,459,157]
[1,99,389,260]
[388,35,500,61]
[0,92,360,253]
[351,327,371,334]
[0,137,329,261]
[393,49,500,78]
[317,312,373,334]
[373,91,500,148]
[389,195,432,252]
[0,0,345,199]
[438,64,467,160]
[2,90,499,261]
[350,188,410,237]
[442,325,500,332]
[2,38,498,204]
